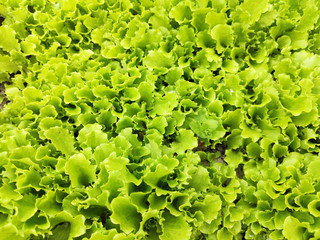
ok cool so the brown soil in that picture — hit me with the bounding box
[0,82,9,110]
[193,139,227,164]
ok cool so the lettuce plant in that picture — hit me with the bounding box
[0,0,320,239]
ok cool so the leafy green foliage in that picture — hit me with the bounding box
[0,0,320,239]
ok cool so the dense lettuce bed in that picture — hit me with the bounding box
[1,0,320,239]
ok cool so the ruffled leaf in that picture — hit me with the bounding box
[44,127,74,156]
[110,197,142,234]
[171,129,197,155]
[0,26,19,52]
[65,153,96,188]
[160,211,191,240]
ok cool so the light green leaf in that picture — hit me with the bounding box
[169,5,192,23]
[0,224,24,240]
[49,212,86,239]
[196,31,215,48]
[143,50,174,69]
[308,200,320,217]
[13,194,37,222]
[44,127,74,156]
[0,26,19,52]
[147,193,167,210]
[147,116,168,135]
[224,150,243,167]
[105,153,129,171]
[296,4,319,32]
[123,87,140,101]
[39,117,63,131]
[61,0,77,11]
[189,109,226,140]
[292,109,318,127]
[65,153,96,188]
[116,116,135,133]
[217,228,233,240]
[211,24,232,53]
[16,167,42,190]
[308,160,320,179]
[177,25,195,45]
[144,164,172,189]
[138,82,154,108]
[288,31,308,50]
[237,0,269,26]
[0,55,18,73]
[37,191,62,216]
[93,143,114,165]
[206,11,227,28]
[165,67,183,85]
[40,105,58,118]
[187,166,211,192]
[191,8,209,31]
[48,222,70,240]
[22,87,43,103]
[171,129,197,155]
[150,92,179,116]
[110,197,142,234]
[78,123,109,149]
[160,211,191,240]
[283,216,309,240]
[191,195,222,223]
[91,28,105,45]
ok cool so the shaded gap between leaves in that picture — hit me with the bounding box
[0,16,4,26]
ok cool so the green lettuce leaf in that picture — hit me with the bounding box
[0,25,20,52]
[44,127,75,156]
[189,109,226,140]
[160,211,191,240]
[110,197,142,234]
[171,129,197,155]
[65,153,96,188]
